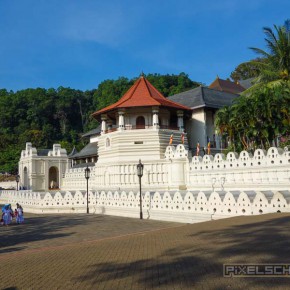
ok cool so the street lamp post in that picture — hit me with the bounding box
[16,174,20,191]
[137,159,144,219]
[85,165,90,214]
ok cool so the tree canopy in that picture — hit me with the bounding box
[248,19,290,87]
[230,58,264,82]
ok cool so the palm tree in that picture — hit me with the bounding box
[239,20,290,148]
[214,20,290,152]
[248,20,290,88]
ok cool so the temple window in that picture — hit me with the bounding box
[136,116,145,129]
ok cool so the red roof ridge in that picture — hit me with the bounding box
[143,77,153,99]
[119,77,141,105]
[92,76,192,117]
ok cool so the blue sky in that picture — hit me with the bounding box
[0,0,289,91]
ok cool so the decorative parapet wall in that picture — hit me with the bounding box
[3,144,289,224]
[21,143,67,159]
[21,142,38,158]
[62,160,170,191]
[48,144,67,157]
[1,189,289,223]
[164,144,189,159]
[62,146,289,192]
[187,147,290,191]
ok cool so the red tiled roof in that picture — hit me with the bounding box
[208,77,245,94]
[92,76,192,117]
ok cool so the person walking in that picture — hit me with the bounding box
[2,204,13,226]
[16,203,24,224]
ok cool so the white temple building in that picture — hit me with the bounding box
[18,143,68,191]
[1,76,289,223]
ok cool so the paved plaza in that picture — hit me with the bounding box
[1,211,290,290]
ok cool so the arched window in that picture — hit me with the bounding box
[136,116,145,129]
[49,166,59,190]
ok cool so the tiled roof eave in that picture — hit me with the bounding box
[93,103,191,117]
[190,104,206,110]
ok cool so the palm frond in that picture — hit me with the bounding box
[249,47,270,58]
[263,26,278,45]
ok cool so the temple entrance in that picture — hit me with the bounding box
[136,116,145,129]
[49,166,59,190]
[23,167,28,190]
[170,114,178,129]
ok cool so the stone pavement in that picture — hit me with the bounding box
[1,211,290,290]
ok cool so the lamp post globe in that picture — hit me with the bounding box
[137,159,144,219]
[85,165,90,214]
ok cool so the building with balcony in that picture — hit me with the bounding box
[168,77,247,153]
[91,75,192,163]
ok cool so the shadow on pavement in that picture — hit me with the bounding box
[74,214,290,289]
[0,214,94,253]
[192,215,290,261]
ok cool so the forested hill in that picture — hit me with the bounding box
[0,73,201,173]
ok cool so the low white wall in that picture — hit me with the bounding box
[0,181,17,189]
[62,160,170,191]
[184,147,289,191]
[1,188,289,224]
[62,146,290,193]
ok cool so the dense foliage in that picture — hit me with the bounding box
[215,83,290,151]
[230,58,264,82]
[0,73,199,173]
[216,20,290,152]
[0,87,95,173]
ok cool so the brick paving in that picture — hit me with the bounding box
[0,211,290,289]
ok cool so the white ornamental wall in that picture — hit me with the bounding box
[0,181,17,189]
[62,160,170,191]
[185,147,290,191]
[1,189,289,223]
[62,146,290,193]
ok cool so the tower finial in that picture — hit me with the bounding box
[140,71,145,77]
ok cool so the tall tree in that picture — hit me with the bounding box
[230,58,264,82]
[248,19,290,87]
[217,20,290,152]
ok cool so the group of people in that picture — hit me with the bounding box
[1,203,24,226]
